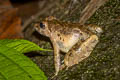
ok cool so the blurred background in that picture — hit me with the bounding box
[0,0,120,80]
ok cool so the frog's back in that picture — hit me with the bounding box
[43,19,102,53]
[47,20,90,35]
[47,20,92,53]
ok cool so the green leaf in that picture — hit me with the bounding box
[0,39,48,80]
[0,39,52,53]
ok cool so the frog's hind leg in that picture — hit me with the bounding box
[62,35,99,69]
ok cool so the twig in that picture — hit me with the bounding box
[79,0,109,25]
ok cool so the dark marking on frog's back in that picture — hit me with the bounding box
[63,38,64,41]
[59,37,62,40]
[57,33,60,36]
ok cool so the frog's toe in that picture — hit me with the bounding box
[61,60,64,64]
[65,67,69,71]
[51,74,57,79]
[60,64,66,70]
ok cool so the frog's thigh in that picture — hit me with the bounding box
[79,35,99,57]
[64,35,99,68]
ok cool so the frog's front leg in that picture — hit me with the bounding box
[50,37,60,76]
[62,35,99,69]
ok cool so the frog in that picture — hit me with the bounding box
[34,16,103,76]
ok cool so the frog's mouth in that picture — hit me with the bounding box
[35,28,46,36]
[35,25,50,38]
[34,24,44,35]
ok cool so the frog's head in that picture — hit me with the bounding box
[34,16,60,38]
[34,21,51,37]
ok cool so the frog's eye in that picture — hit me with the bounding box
[40,22,45,29]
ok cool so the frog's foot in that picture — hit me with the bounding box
[60,64,66,70]
[51,72,58,79]
[65,66,69,71]
[51,65,67,79]
[60,60,69,70]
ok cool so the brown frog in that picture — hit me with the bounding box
[34,16,103,76]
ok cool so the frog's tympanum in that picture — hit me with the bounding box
[34,16,103,76]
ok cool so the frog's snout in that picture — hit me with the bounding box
[34,24,40,31]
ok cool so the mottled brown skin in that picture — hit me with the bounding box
[34,16,103,76]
